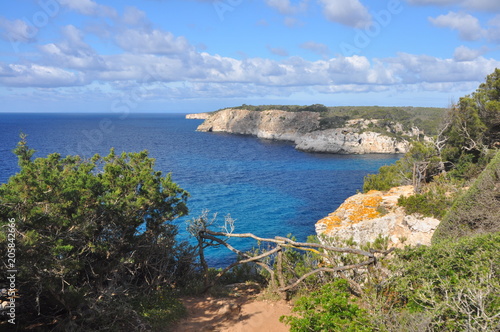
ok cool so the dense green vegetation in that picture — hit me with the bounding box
[0,137,196,330]
[432,149,500,242]
[280,233,500,332]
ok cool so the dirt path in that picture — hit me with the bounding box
[170,283,292,332]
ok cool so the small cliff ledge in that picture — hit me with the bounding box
[186,112,211,120]
[295,129,408,154]
[192,109,420,154]
[316,186,441,248]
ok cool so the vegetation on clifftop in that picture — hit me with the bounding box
[363,69,500,239]
[219,104,446,135]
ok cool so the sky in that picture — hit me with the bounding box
[0,0,500,113]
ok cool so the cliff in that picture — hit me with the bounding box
[196,109,320,141]
[185,112,211,120]
[192,108,421,154]
[316,186,441,248]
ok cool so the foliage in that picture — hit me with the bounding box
[384,233,500,331]
[363,141,438,192]
[432,150,500,243]
[280,233,499,332]
[0,136,195,330]
[397,184,453,219]
[280,279,375,332]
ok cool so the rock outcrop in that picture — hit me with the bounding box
[295,129,409,154]
[195,109,320,141]
[185,112,211,120]
[315,186,441,248]
[190,109,421,154]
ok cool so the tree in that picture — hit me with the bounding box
[0,137,193,330]
[443,68,500,165]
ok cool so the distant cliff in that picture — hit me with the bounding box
[187,109,425,154]
[185,112,211,119]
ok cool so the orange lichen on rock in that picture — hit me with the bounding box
[317,191,384,232]
[320,214,342,233]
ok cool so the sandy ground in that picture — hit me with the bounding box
[170,283,292,332]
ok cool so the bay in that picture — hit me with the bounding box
[0,113,399,266]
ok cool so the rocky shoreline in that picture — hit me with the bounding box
[187,109,423,154]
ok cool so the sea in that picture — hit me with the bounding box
[0,113,399,266]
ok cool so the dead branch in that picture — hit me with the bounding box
[278,259,376,292]
[194,229,386,296]
[205,230,374,258]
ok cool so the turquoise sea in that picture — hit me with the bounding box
[0,113,399,266]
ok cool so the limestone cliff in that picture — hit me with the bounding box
[316,186,441,248]
[295,129,409,154]
[185,112,211,120]
[192,109,420,154]
[196,109,320,141]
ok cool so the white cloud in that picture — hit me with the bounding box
[453,45,487,61]
[300,41,330,58]
[115,29,194,55]
[38,25,105,70]
[268,46,289,57]
[0,17,37,43]
[122,6,149,27]
[406,0,500,11]
[429,12,485,41]
[319,0,372,28]
[0,64,86,87]
[58,0,117,17]
[265,0,308,15]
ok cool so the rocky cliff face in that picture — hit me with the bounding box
[295,129,409,154]
[196,109,321,141]
[192,109,418,154]
[316,186,441,249]
[185,112,211,119]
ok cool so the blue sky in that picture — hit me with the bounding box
[1,0,500,113]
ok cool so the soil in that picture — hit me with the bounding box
[170,283,292,332]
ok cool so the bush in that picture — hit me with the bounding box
[0,137,195,330]
[433,150,500,242]
[397,186,452,219]
[384,233,500,331]
[280,279,374,332]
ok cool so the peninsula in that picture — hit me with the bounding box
[187,105,445,154]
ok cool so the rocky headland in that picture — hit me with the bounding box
[315,186,441,249]
[187,108,425,154]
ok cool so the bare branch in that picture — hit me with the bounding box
[278,259,375,292]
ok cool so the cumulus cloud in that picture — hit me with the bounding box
[406,0,500,11]
[268,46,289,57]
[58,0,118,17]
[115,29,194,55]
[429,12,485,41]
[0,64,86,87]
[453,45,487,61]
[299,41,330,58]
[0,17,38,44]
[265,0,308,15]
[121,6,150,27]
[319,0,372,28]
[38,25,105,70]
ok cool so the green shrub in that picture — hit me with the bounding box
[280,279,375,332]
[384,233,500,331]
[0,137,194,330]
[397,186,452,219]
[433,150,500,242]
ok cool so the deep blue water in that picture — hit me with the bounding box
[0,113,399,266]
